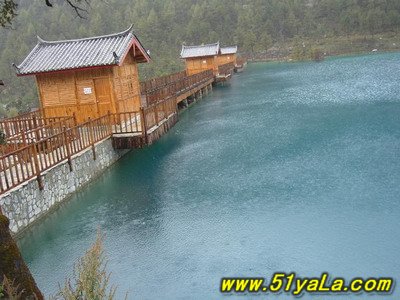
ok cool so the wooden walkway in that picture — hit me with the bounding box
[0,68,219,195]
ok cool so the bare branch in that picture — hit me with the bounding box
[65,0,89,18]
[1,0,91,27]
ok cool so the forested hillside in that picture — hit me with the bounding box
[0,0,400,115]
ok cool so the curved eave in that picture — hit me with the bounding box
[36,24,134,45]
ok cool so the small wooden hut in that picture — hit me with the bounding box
[180,43,221,76]
[218,46,238,66]
[15,25,150,123]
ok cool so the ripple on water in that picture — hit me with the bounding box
[19,53,400,299]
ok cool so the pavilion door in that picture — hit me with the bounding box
[94,78,113,117]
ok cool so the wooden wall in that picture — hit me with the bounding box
[217,54,237,66]
[112,54,141,113]
[185,56,218,76]
[36,53,141,123]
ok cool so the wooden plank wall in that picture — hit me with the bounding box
[217,54,237,66]
[36,54,141,123]
[185,56,218,76]
[37,68,113,123]
[112,54,141,113]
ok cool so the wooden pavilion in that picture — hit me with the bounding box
[180,42,221,76]
[218,46,238,66]
[15,25,150,123]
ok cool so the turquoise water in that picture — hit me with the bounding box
[19,53,400,299]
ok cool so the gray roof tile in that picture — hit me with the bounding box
[16,25,150,76]
[221,46,238,55]
[180,42,220,59]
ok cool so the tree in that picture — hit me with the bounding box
[1,0,400,113]
[0,209,43,299]
[0,0,17,27]
[0,0,90,27]
[257,31,273,52]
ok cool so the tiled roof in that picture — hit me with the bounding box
[180,42,220,59]
[221,46,238,55]
[16,25,150,76]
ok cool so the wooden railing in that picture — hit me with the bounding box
[111,111,142,134]
[218,62,235,76]
[0,104,178,194]
[140,71,186,94]
[0,117,76,155]
[0,115,72,140]
[143,96,177,131]
[235,57,246,67]
[143,69,213,106]
[1,109,43,122]
[0,68,214,195]
[0,114,113,194]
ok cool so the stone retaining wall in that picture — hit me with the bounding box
[0,138,128,234]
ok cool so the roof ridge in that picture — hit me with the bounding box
[182,42,219,49]
[37,24,134,45]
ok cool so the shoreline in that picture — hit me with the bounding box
[245,49,400,64]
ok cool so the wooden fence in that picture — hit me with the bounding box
[143,96,177,131]
[111,111,143,134]
[143,69,213,106]
[140,71,187,94]
[218,62,235,76]
[0,114,113,193]
[1,109,43,122]
[0,116,76,155]
[0,100,179,194]
[0,68,215,195]
[0,115,72,137]
[235,58,246,67]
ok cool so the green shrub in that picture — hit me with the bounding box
[57,232,121,300]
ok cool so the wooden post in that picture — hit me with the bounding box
[32,115,40,140]
[88,117,96,160]
[63,126,73,172]
[164,99,167,120]
[155,102,159,126]
[174,96,179,116]
[107,111,112,136]
[33,126,40,146]
[140,107,148,145]
[72,112,81,142]
[145,92,149,107]
[72,112,77,126]
[21,129,27,148]
[32,144,43,190]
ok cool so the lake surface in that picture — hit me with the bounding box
[19,53,400,299]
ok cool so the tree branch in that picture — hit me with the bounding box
[1,0,91,27]
[65,0,88,18]
[44,0,89,18]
